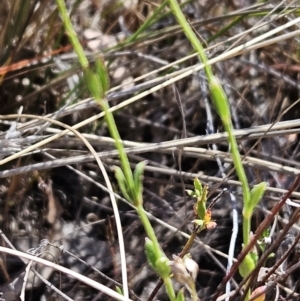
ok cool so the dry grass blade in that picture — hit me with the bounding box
[0,247,133,301]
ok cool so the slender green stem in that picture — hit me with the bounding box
[101,101,135,193]
[207,15,245,44]
[168,2,250,207]
[136,205,163,256]
[168,1,253,297]
[57,1,177,299]
[168,0,252,240]
[225,125,251,244]
[56,0,135,193]
[168,0,213,79]
[56,0,89,68]
[163,278,176,301]
[137,205,176,301]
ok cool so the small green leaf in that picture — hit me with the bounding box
[145,238,158,270]
[133,161,147,205]
[115,286,123,295]
[84,68,103,101]
[249,182,268,212]
[185,189,194,197]
[95,56,110,95]
[193,178,203,195]
[195,190,201,198]
[114,166,131,201]
[196,202,206,220]
[155,257,171,278]
[239,253,255,278]
[200,184,208,204]
[194,184,208,220]
[210,75,231,126]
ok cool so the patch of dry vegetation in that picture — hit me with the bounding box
[0,0,300,300]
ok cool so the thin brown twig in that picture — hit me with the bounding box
[261,218,300,284]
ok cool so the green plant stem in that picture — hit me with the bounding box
[136,205,176,301]
[56,0,89,68]
[225,125,251,244]
[179,229,197,257]
[136,205,163,257]
[163,278,176,301]
[168,0,251,241]
[167,0,213,79]
[56,0,135,192]
[207,15,244,44]
[148,226,199,301]
[100,101,135,193]
[168,0,253,297]
[57,1,176,299]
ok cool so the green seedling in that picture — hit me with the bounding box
[114,161,146,206]
[57,1,177,299]
[245,182,268,219]
[240,182,268,277]
[186,178,208,220]
[187,179,217,232]
[167,0,268,298]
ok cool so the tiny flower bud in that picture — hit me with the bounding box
[169,254,199,287]
[183,255,199,281]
